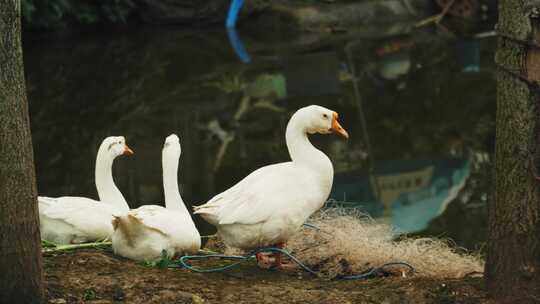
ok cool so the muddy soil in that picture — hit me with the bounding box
[44,248,491,304]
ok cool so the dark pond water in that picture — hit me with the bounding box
[24,25,495,250]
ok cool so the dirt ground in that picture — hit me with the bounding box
[44,248,492,304]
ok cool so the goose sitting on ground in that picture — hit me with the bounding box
[111,134,201,261]
[39,136,133,244]
[194,105,348,268]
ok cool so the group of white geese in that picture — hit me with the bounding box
[39,105,349,269]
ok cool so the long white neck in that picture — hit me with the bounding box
[163,151,188,212]
[95,149,128,211]
[285,113,334,177]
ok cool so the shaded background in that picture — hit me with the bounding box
[23,0,496,251]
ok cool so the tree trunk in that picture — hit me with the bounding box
[487,0,540,301]
[0,1,45,303]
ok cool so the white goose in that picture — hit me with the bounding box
[111,134,201,261]
[194,105,348,268]
[39,136,133,244]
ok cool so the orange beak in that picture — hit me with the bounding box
[123,145,134,155]
[331,112,349,139]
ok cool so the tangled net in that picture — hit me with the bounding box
[286,208,484,279]
[210,208,484,279]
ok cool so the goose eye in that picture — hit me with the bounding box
[323,114,328,119]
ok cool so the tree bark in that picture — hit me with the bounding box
[0,0,45,303]
[487,0,540,301]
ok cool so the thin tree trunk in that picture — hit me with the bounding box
[488,0,540,301]
[0,1,45,303]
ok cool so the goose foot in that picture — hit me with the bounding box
[255,243,297,270]
[274,262,297,271]
[256,243,295,270]
[255,252,274,269]
[270,242,296,270]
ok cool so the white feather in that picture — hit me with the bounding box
[194,105,346,249]
[38,136,131,244]
[112,134,201,261]
[39,196,126,244]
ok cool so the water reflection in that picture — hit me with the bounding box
[24,26,495,247]
[331,158,470,233]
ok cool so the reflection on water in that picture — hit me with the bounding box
[331,158,471,234]
[24,26,495,248]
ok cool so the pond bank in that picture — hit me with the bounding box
[134,0,433,32]
[245,0,432,33]
[44,249,490,304]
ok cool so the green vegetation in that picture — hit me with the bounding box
[21,0,136,29]
[41,240,113,253]
[139,250,174,269]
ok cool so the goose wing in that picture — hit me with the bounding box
[39,196,120,238]
[194,162,309,225]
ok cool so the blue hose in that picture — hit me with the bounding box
[226,0,245,28]
[227,27,251,63]
[168,222,414,279]
[339,262,414,280]
[170,247,414,280]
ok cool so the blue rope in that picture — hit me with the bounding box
[339,262,415,280]
[226,0,244,28]
[168,221,414,279]
[302,223,321,230]
[173,247,319,275]
[170,247,414,280]
[171,253,248,273]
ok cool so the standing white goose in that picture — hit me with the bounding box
[194,105,348,268]
[111,134,201,261]
[39,136,133,244]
